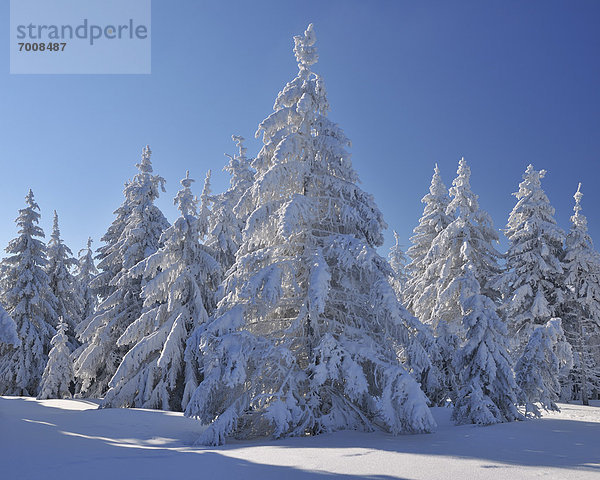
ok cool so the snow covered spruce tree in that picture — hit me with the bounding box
[419,159,504,405]
[72,189,133,395]
[400,165,455,406]
[561,184,600,404]
[37,319,74,400]
[185,24,435,445]
[515,318,572,417]
[0,304,19,347]
[102,172,221,411]
[493,165,565,355]
[75,146,169,397]
[76,237,98,323]
[404,164,453,319]
[206,135,254,272]
[388,231,409,301]
[0,190,58,395]
[451,267,521,425]
[46,211,82,348]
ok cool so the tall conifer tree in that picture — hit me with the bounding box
[494,165,565,354]
[561,184,600,404]
[75,146,169,397]
[0,191,58,395]
[185,24,435,445]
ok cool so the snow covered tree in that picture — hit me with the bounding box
[37,319,74,400]
[75,237,98,323]
[46,211,82,348]
[0,304,19,347]
[413,158,503,404]
[185,24,435,445]
[561,183,600,404]
[0,190,58,395]
[75,146,169,397]
[493,165,565,355]
[206,135,254,271]
[452,268,521,425]
[102,172,221,411]
[404,164,453,318]
[515,318,572,417]
[388,231,409,301]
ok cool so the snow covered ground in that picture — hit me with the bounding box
[1,397,599,480]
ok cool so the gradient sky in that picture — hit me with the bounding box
[1,0,599,261]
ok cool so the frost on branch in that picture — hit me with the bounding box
[38,319,74,400]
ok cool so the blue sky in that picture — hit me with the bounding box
[1,0,599,260]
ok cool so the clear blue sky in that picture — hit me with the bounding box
[1,0,599,259]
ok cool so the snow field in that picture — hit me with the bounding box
[1,397,599,480]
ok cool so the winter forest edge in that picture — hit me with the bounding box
[0,24,598,446]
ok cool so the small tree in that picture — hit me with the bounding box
[515,318,572,417]
[561,183,600,404]
[37,319,74,400]
[0,190,58,396]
